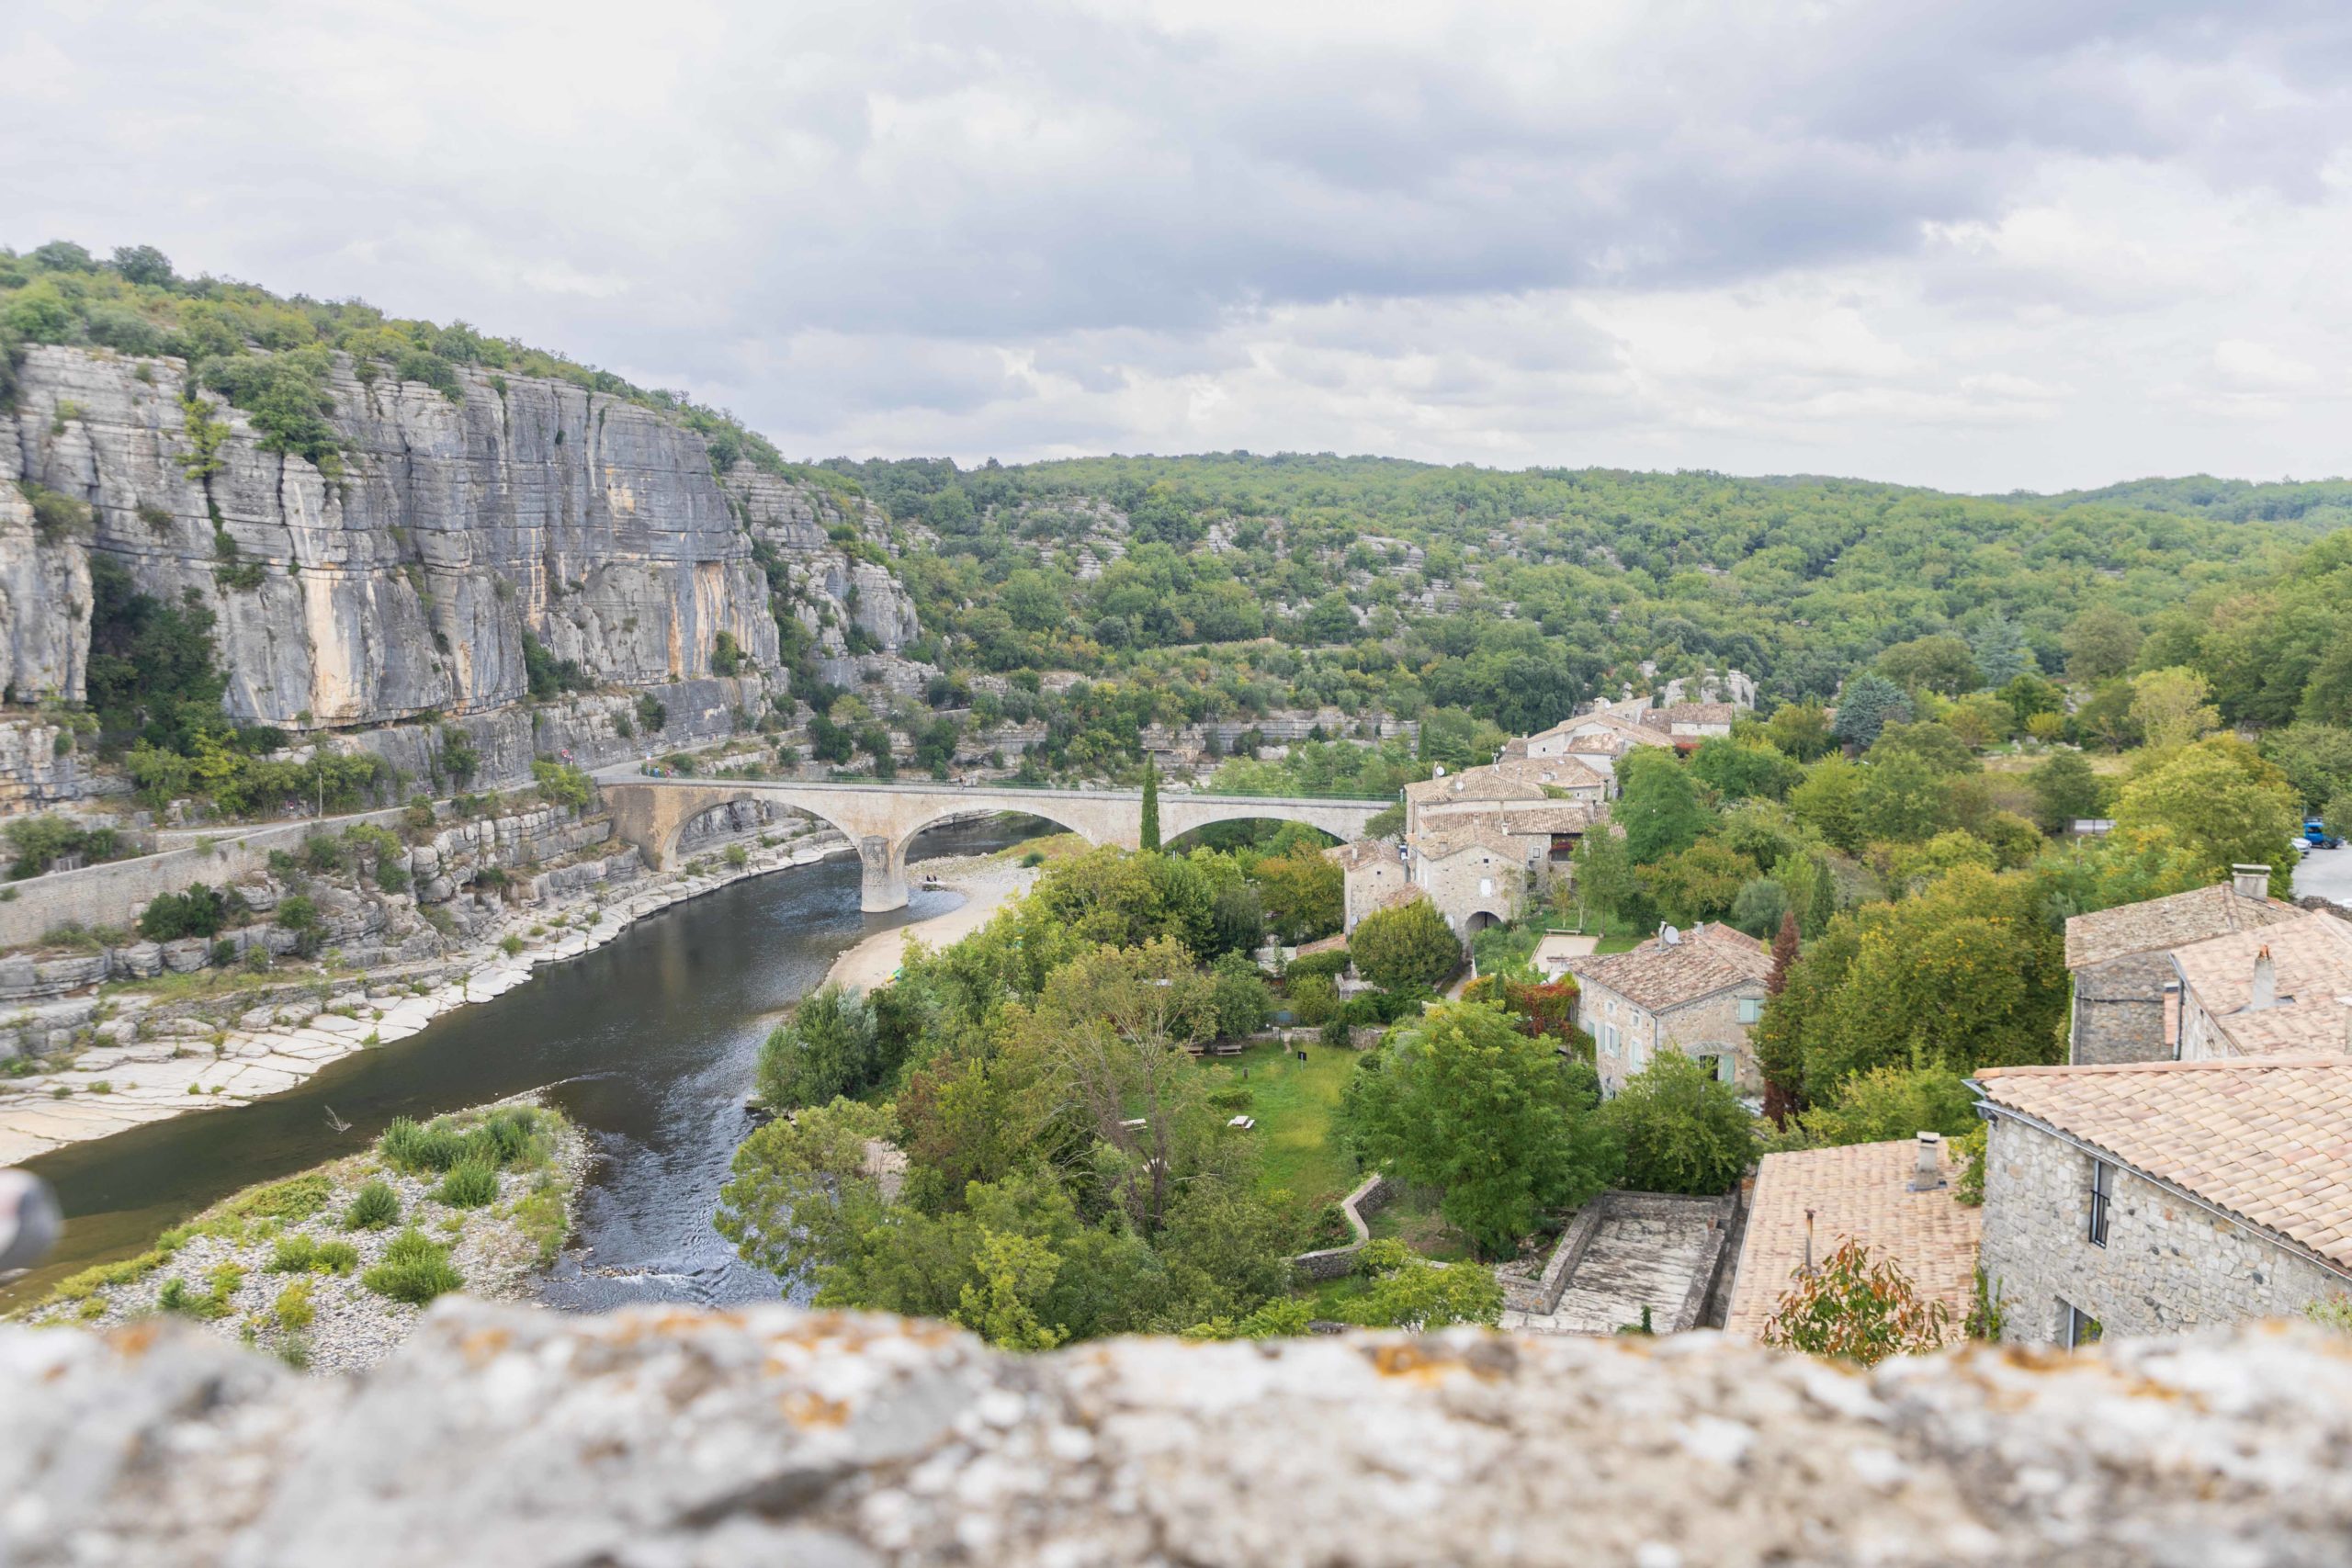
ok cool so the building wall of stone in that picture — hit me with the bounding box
[1978,1114,2348,1344]
[2069,953,2177,1065]
[1412,846,1532,933]
[1340,855,1409,933]
[1583,981,1763,1098]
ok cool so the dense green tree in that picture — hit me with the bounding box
[1832,674,1911,750]
[1689,737,1804,801]
[1614,748,1713,864]
[1876,637,1978,697]
[2063,606,2143,685]
[755,985,884,1109]
[1340,1002,1619,1256]
[2027,750,2107,835]
[1968,613,2032,688]
[1600,1050,1757,1196]
[1774,1063,1979,1150]
[2109,737,2301,893]
[1349,896,1460,989]
[1645,840,1759,926]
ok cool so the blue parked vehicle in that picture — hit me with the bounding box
[2304,818,2342,850]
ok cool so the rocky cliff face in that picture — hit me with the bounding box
[0,345,920,730]
[4,1306,2349,1567]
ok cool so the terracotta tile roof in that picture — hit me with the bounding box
[1477,802,1602,835]
[1972,1057,2352,1272]
[2209,999,2352,1057]
[1640,702,1740,731]
[1327,837,1404,872]
[1491,755,1610,792]
[1415,816,1539,862]
[2172,910,2352,1020]
[2064,883,2301,970]
[1724,1139,1983,1337]
[1403,766,1550,806]
[1562,923,1772,1011]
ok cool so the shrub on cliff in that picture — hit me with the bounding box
[532,760,592,811]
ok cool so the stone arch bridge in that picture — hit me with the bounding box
[601,778,1390,911]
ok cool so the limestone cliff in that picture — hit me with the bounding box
[0,345,920,730]
[3,1305,2349,1566]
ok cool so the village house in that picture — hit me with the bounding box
[1723,1134,1983,1339]
[1562,922,1774,1097]
[1972,1057,2352,1346]
[2169,908,2352,1059]
[1328,836,1410,933]
[1406,815,1545,933]
[2063,867,2301,1064]
[1638,702,1740,741]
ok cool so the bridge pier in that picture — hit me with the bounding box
[859,834,910,913]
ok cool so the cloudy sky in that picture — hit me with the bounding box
[6,0,2350,491]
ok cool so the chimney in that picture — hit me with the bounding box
[1907,1131,1944,1191]
[2251,947,2278,1012]
[2232,863,2271,899]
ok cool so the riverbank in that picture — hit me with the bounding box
[824,849,1045,992]
[0,830,849,1167]
[14,1094,585,1374]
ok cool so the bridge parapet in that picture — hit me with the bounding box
[600,778,1388,912]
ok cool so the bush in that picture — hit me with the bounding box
[139,882,242,941]
[344,1179,401,1230]
[635,693,667,734]
[725,842,751,868]
[1600,1050,1758,1196]
[532,759,592,810]
[379,1115,469,1173]
[1349,897,1461,990]
[266,1235,357,1275]
[435,1159,500,1208]
[362,1230,463,1304]
[274,1278,315,1331]
[1284,948,1351,982]
[1761,1238,1951,1364]
[1287,973,1339,1025]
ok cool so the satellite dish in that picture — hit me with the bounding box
[1660,924,1681,946]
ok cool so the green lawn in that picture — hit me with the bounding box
[1197,1042,1361,1209]
[1593,931,1642,954]
[1363,1184,1476,1261]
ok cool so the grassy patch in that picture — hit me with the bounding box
[1195,1042,1361,1212]
[1593,932,1642,955]
[343,1179,401,1230]
[508,1173,571,1267]
[222,1173,333,1224]
[362,1230,462,1304]
[1364,1185,1477,1262]
[435,1160,499,1209]
[264,1235,358,1276]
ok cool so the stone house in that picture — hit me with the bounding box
[2062,868,2301,1064]
[1563,922,1774,1097]
[2170,908,2352,1059]
[1408,817,1544,933]
[1638,703,1739,741]
[1724,1134,1983,1339]
[1328,837,1410,934]
[1973,1057,2352,1346]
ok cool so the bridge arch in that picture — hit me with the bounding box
[603,779,1387,914]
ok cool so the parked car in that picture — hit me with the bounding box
[2303,819,2343,850]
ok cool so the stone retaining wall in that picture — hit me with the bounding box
[1505,1190,1741,1331]
[1289,1172,1395,1280]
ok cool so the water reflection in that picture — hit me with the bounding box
[5,818,1039,1310]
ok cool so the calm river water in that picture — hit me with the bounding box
[2,818,1042,1311]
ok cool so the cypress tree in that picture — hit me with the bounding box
[1139,760,1161,852]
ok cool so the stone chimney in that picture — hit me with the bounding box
[2250,946,2278,1011]
[1907,1131,1944,1191]
[2233,863,2272,899]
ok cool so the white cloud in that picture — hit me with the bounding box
[5,0,2351,490]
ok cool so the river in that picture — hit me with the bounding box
[2,818,1043,1311]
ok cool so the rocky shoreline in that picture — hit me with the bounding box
[14,1095,588,1374]
[0,826,852,1166]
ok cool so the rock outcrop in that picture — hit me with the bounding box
[4,1305,2349,1566]
[1,345,918,730]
